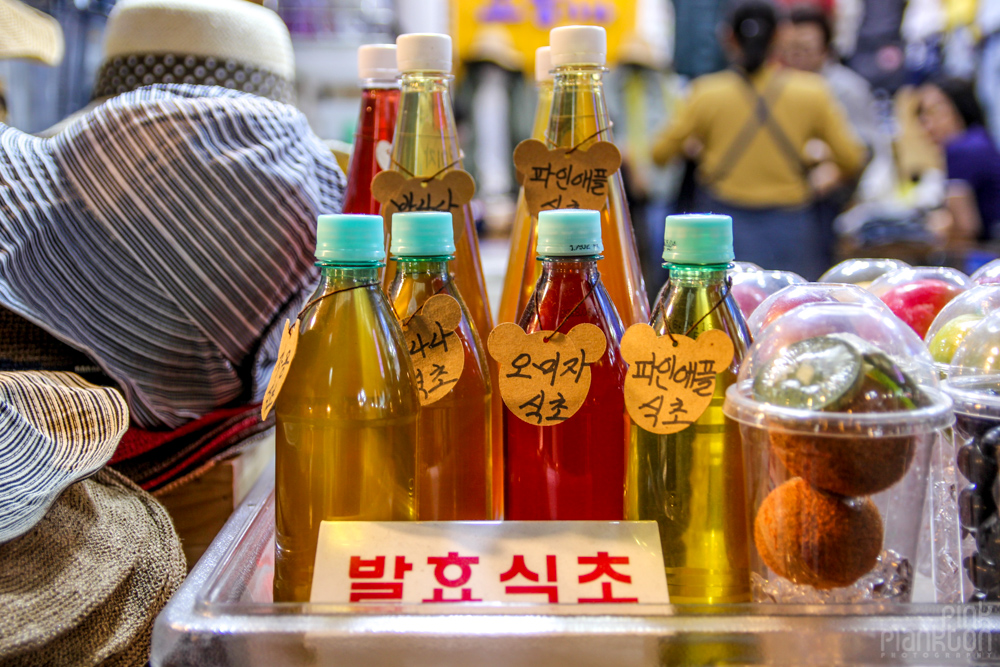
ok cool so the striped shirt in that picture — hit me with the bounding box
[0,85,345,429]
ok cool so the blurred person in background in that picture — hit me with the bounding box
[782,4,879,267]
[978,0,1000,145]
[917,77,1000,244]
[651,0,865,279]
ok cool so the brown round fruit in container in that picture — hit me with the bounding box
[754,478,883,589]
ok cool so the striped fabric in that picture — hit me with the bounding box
[0,371,128,543]
[0,84,345,428]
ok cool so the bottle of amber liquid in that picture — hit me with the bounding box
[625,214,752,603]
[387,211,493,520]
[274,214,419,603]
[505,208,628,520]
[498,26,649,326]
[498,45,553,323]
[342,44,400,215]
[388,33,502,517]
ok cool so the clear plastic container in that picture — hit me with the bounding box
[971,258,1000,285]
[745,283,890,339]
[730,270,806,319]
[724,304,954,603]
[924,285,1000,370]
[731,261,763,274]
[866,267,973,339]
[818,258,911,288]
[943,311,1000,601]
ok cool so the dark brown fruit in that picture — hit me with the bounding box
[754,478,883,590]
[768,430,916,497]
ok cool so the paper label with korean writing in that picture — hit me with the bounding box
[261,319,298,420]
[487,322,606,426]
[371,169,476,216]
[310,521,668,605]
[403,294,465,405]
[620,325,734,435]
[513,139,621,217]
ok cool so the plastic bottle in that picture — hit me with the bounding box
[505,208,628,520]
[497,26,649,326]
[274,214,419,603]
[342,44,400,215]
[387,211,493,520]
[384,32,493,342]
[625,214,752,604]
[498,45,554,323]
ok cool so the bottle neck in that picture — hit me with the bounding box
[393,71,461,174]
[531,81,554,141]
[392,257,452,278]
[539,256,602,281]
[547,65,613,148]
[316,262,383,288]
[664,263,732,286]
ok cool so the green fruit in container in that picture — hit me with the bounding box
[928,314,984,364]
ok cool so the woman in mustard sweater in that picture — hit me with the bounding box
[652,0,865,279]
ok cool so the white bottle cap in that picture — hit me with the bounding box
[549,25,607,67]
[396,33,452,73]
[535,46,552,82]
[358,44,397,81]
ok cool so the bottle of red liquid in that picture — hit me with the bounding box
[504,208,628,520]
[342,44,400,215]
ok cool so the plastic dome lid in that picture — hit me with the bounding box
[730,270,806,319]
[730,261,762,274]
[924,284,1000,367]
[942,310,1000,419]
[726,303,951,434]
[745,282,890,339]
[866,266,972,298]
[818,258,910,287]
[971,258,1000,285]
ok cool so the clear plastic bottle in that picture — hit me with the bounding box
[387,211,493,520]
[342,44,400,215]
[498,45,554,324]
[384,32,493,342]
[505,209,628,520]
[498,26,648,326]
[274,214,419,603]
[625,214,752,603]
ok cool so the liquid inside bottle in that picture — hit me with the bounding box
[498,27,648,326]
[498,46,554,324]
[504,209,629,520]
[625,215,752,604]
[387,212,493,520]
[274,215,418,603]
[343,44,400,215]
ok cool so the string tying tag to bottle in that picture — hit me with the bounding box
[661,277,735,346]
[261,282,379,421]
[533,280,598,343]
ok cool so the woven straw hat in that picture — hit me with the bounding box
[0,372,128,544]
[94,0,295,102]
[0,0,63,65]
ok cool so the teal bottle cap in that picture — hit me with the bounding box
[390,211,456,257]
[662,214,734,265]
[315,214,386,263]
[536,209,604,257]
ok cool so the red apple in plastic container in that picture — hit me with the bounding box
[879,279,967,338]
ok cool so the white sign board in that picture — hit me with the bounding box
[310,521,668,605]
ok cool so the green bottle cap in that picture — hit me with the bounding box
[536,209,604,257]
[390,211,456,257]
[315,214,386,264]
[662,214,734,265]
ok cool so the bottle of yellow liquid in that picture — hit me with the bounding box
[274,214,419,603]
[388,33,503,518]
[387,211,493,520]
[625,214,752,604]
[498,26,649,326]
[498,45,553,324]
